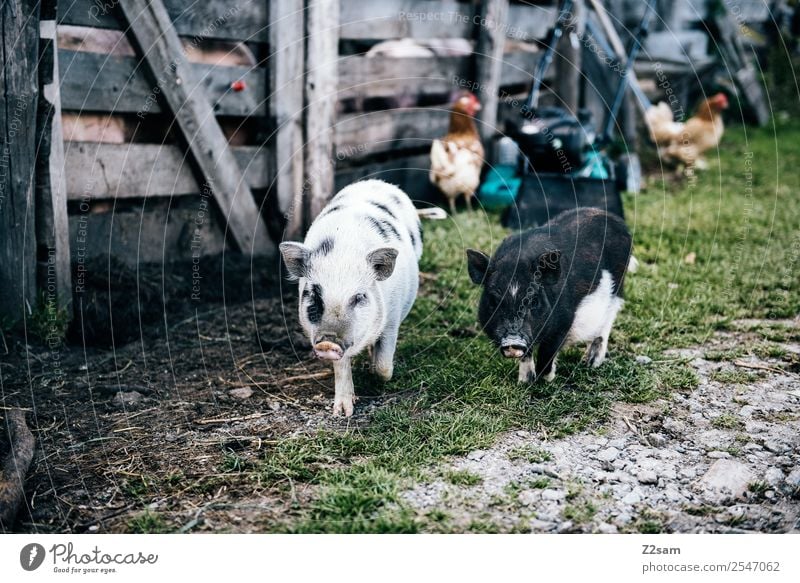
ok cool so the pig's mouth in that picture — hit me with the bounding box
[500,337,528,359]
[314,340,344,361]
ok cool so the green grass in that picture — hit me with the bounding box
[444,469,483,486]
[507,445,553,464]
[711,413,746,431]
[261,119,800,533]
[29,290,69,345]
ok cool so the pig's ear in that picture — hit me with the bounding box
[466,249,490,285]
[535,250,561,283]
[367,247,399,281]
[279,242,310,280]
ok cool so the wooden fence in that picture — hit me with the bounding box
[1,0,563,324]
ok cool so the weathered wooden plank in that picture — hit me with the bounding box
[335,108,450,161]
[339,0,555,41]
[474,0,509,142]
[58,49,265,116]
[58,0,269,42]
[0,0,40,324]
[334,154,435,199]
[63,142,269,200]
[304,0,339,223]
[69,198,226,265]
[555,0,582,113]
[268,0,305,237]
[36,15,73,317]
[119,0,272,255]
[339,50,544,101]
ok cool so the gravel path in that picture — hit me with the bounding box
[400,321,800,533]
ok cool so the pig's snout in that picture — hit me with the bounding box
[314,335,344,361]
[500,336,528,359]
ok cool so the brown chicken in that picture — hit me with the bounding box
[646,93,729,169]
[430,92,485,213]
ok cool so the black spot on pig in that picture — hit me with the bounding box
[365,216,400,241]
[303,283,324,324]
[370,201,397,219]
[314,237,335,257]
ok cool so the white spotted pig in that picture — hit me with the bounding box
[466,207,634,383]
[280,180,423,416]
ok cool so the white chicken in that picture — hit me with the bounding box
[429,92,484,213]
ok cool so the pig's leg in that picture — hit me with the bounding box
[464,192,473,211]
[587,298,623,368]
[536,334,566,383]
[372,327,398,381]
[332,357,357,417]
[518,356,536,383]
[448,197,457,215]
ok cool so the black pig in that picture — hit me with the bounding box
[466,207,633,383]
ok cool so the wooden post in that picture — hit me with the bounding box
[304,0,339,224]
[474,0,509,143]
[118,0,273,256]
[0,0,40,325]
[555,0,583,114]
[36,2,73,319]
[269,0,306,240]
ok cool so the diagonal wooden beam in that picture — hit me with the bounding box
[118,0,273,255]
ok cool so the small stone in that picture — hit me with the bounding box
[518,490,541,506]
[541,489,566,501]
[622,490,641,505]
[647,433,668,447]
[739,405,756,417]
[529,519,555,532]
[785,469,800,488]
[229,387,253,400]
[765,468,785,486]
[708,450,732,459]
[597,522,618,534]
[597,447,620,463]
[698,459,754,504]
[269,401,281,411]
[764,490,776,500]
[763,440,787,454]
[112,391,143,409]
[609,438,628,449]
[638,470,658,485]
[467,450,486,461]
[616,512,633,525]
[557,521,574,532]
[636,355,653,365]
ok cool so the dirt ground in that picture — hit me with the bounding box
[0,259,381,533]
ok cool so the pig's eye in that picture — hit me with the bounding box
[349,293,367,307]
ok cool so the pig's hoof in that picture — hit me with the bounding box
[544,369,556,383]
[585,337,605,368]
[332,396,356,417]
[375,364,393,382]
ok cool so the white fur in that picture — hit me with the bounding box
[518,356,535,383]
[567,269,623,368]
[292,180,421,417]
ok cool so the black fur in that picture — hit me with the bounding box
[370,201,398,220]
[467,208,632,379]
[365,216,400,241]
[313,237,335,257]
[304,283,324,324]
